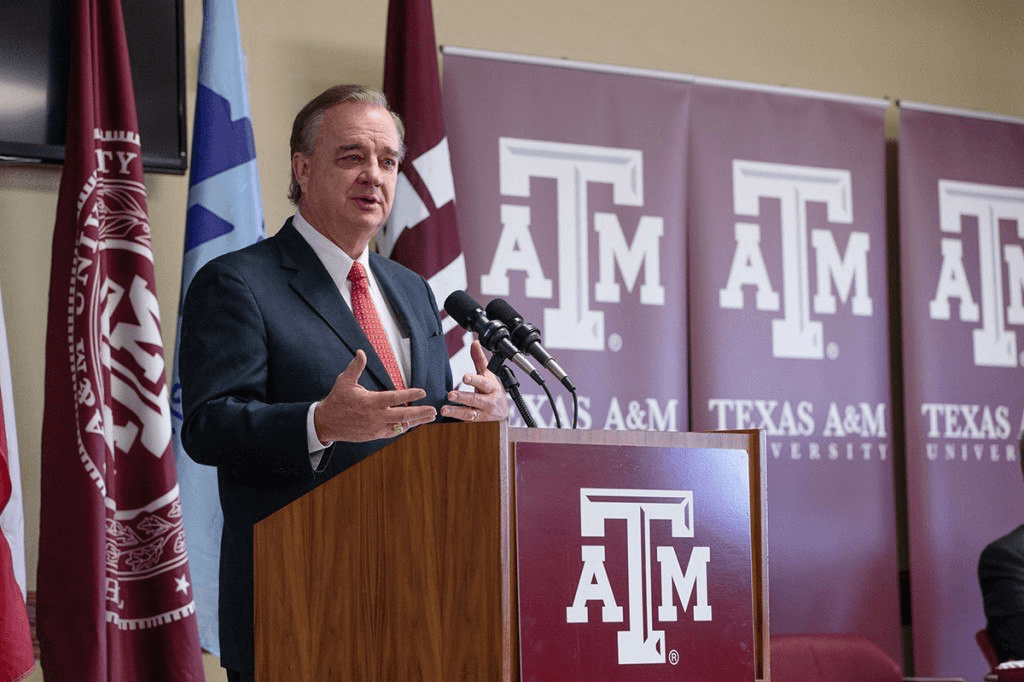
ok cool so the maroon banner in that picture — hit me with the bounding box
[38,0,203,679]
[899,103,1024,679]
[443,49,689,431]
[685,80,899,659]
[516,442,754,680]
[380,0,473,378]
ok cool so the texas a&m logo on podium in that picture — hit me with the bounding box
[515,442,756,681]
[566,488,711,666]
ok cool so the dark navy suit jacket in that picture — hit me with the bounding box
[179,219,452,674]
[980,523,1024,662]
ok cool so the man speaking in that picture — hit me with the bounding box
[179,84,507,681]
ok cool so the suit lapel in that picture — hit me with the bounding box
[276,221,394,390]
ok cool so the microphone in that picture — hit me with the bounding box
[443,291,541,380]
[485,298,576,392]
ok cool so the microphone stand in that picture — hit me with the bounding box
[487,354,538,428]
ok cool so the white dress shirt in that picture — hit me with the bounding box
[291,211,412,465]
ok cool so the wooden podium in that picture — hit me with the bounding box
[253,422,767,681]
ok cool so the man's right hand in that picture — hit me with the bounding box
[313,350,437,443]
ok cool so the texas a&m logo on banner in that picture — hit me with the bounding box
[686,89,893,462]
[928,179,1024,368]
[718,160,873,360]
[696,154,892,460]
[442,49,691,432]
[473,135,682,432]
[515,442,754,681]
[906,178,1024,458]
[481,138,666,352]
[898,106,1024,464]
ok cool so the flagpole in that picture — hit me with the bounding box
[382,0,475,384]
[170,0,266,658]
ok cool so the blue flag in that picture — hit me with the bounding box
[170,0,264,657]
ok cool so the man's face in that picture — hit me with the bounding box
[292,101,401,257]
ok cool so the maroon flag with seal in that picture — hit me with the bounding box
[37,0,204,679]
[380,0,473,379]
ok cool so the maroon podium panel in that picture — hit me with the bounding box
[515,442,754,681]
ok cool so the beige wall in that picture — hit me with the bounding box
[2,0,1023,678]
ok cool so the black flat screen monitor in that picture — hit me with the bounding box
[0,0,187,174]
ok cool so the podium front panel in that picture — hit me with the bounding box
[515,441,755,681]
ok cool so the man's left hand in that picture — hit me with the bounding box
[441,340,510,423]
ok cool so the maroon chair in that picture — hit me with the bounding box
[981,628,1024,682]
[978,628,1001,670]
[770,634,902,682]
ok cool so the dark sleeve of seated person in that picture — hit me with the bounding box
[981,526,1024,662]
[990,615,1024,663]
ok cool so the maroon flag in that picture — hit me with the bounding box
[0,386,32,682]
[37,0,204,679]
[380,0,473,378]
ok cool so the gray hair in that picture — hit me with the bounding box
[288,85,406,204]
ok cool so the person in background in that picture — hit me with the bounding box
[980,434,1024,663]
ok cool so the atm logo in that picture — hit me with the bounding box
[480,138,666,352]
[566,488,712,666]
[929,180,1024,368]
[719,160,873,360]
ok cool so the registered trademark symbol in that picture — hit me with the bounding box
[608,333,623,352]
[826,341,840,360]
[669,650,680,665]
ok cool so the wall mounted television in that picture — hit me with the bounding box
[0,0,188,175]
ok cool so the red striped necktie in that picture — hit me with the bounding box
[347,262,406,390]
